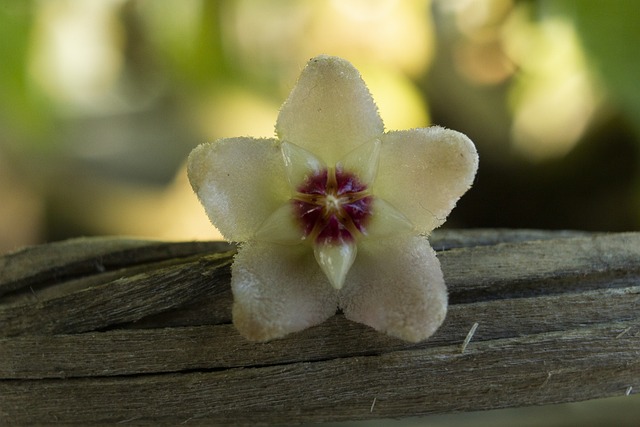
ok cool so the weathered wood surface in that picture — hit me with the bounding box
[0,230,638,424]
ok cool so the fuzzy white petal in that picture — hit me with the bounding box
[187,138,290,241]
[232,241,338,341]
[339,236,447,342]
[376,127,479,234]
[276,55,384,166]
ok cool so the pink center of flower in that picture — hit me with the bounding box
[292,167,373,244]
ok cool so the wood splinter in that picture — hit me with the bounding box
[460,322,479,353]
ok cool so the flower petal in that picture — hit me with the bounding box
[187,137,290,241]
[232,241,338,341]
[314,240,357,290]
[339,236,447,342]
[276,55,384,166]
[376,127,478,234]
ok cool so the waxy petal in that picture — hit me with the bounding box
[376,127,478,234]
[232,241,338,341]
[187,137,290,241]
[254,202,305,244]
[313,241,357,290]
[281,141,326,190]
[362,198,413,238]
[338,139,381,186]
[339,236,447,342]
[276,55,384,166]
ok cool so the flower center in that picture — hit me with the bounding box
[292,167,373,244]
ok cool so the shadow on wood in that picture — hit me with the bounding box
[0,230,638,424]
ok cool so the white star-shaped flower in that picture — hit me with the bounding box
[188,55,478,342]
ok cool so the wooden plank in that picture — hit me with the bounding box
[0,230,639,424]
[0,238,232,297]
[1,232,638,336]
[441,232,640,301]
[0,252,233,336]
[1,321,637,424]
[1,285,638,379]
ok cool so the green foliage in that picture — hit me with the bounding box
[550,0,640,133]
[0,1,52,144]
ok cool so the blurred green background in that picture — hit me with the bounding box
[1,0,638,424]
[2,0,640,254]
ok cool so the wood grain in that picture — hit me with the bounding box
[0,230,638,424]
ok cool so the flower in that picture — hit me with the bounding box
[188,55,478,342]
